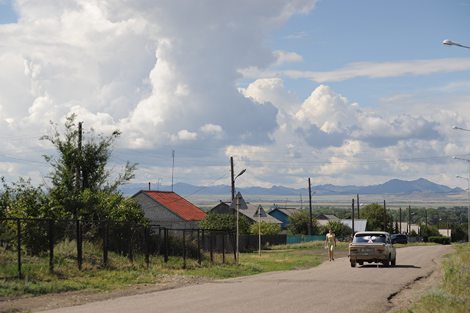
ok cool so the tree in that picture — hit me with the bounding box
[41,114,137,220]
[361,203,393,231]
[319,220,352,240]
[199,213,251,234]
[0,178,56,254]
[287,210,319,235]
[249,221,281,236]
[419,224,440,241]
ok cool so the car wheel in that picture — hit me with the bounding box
[384,254,391,267]
[391,256,396,267]
[350,261,356,268]
[358,261,363,266]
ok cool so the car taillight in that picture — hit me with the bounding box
[350,248,357,252]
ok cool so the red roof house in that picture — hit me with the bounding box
[132,190,206,228]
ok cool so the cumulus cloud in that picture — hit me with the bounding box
[2,0,469,189]
[272,50,303,66]
[0,0,320,185]
[291,85,443,149]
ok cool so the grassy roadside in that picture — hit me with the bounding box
[0,240,348,298]
[393,243,470,313]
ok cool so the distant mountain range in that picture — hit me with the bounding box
[120,178,463,197]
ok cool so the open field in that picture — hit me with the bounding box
[189,194,470,211]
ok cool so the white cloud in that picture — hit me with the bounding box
[241,58,470,83]
[175,129,197,141]
[200,124,224,138]
[272,50,303,66]
[0,0,320,186]
[1,0,469,190]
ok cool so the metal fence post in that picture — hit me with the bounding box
[76,219,82,270]
[183,229,186,269]
[128,224,134,262]
[144,226,150,269]
[231,232,236,262]
[197,229,201,265]
[48,219,54,273]
[17,219,22,279]
[210,231,214,264]
[164,228,169,263]
[222,232,226,264]
[157,227,161,255]
[103,220,108,267]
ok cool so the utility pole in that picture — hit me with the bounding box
[352,198,355,234]
[383,200,387,232]
[171,150,175,192]
[408,205,411,233]
[425,209,428,228]
[75,122,82,192]
[76,121,83,270]
[357,194,360,219]
[399,207,402,233]
[231,157,235,201]
[308,178,313,235]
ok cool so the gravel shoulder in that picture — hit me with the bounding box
[387,246,449,312]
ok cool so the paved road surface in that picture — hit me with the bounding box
[41,245,453,313]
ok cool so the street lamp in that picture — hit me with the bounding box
[233,168,246,264]
[442,39,470,49]
[453,156,470,243]
[452,126,470,132]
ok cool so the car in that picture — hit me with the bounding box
[349,231,397,267]
[391,233,408,244]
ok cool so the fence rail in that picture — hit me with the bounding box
[0,218,236,279]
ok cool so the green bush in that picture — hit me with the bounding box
[428,236,450,245]
[200,213,250,234]
[287,210,319,235]
[319,220,352,240]
[249,221,281,235]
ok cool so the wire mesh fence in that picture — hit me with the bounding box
[0,218,236,279]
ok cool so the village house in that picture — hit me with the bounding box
[132,190,206,229]
[268,207,299,229]
[209,192,282,225]
[316,213,367,232]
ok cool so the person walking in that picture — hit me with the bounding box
[325,229,337,261]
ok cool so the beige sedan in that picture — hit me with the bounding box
[349,231,397,267]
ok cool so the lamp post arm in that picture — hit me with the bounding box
[443,39,470,49]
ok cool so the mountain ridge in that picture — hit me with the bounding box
[120,178,463,197]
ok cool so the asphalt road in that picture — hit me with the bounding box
[41,245,453,313]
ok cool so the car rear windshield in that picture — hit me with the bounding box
[353,234,386,243]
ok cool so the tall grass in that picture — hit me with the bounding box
[0,239,344,298]
[394,244,470,313]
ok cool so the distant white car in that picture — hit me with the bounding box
[349,231,396,267]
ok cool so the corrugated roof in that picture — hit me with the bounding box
[143,191,206,221]
[274,208,298,216]
[230,192,282,224]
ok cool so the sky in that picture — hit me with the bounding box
[1,0,470,190]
